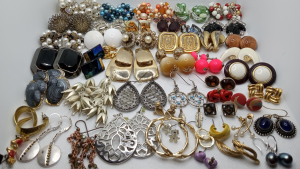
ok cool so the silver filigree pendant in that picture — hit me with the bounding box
[113,81,140,112]
[127,109,158,158]
[95,113,137,164]
[140,79,167,111]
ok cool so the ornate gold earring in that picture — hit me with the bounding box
[209,116,230,140]
[264,86,282,104]
[248,83,264,98]
[231,113,255,139]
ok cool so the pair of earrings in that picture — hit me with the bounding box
[194,149,218,169]
[248,84,282,104]
[195,54,223,74]
[113,78,167,112]
[231,113,256,139]
[203,100,238,116]
[253,135,293,167]
[208,2,242,20]
[16,114,71,167]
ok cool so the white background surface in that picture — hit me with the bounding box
[0,0,300,169]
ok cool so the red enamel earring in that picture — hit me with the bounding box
[207,89,233,103]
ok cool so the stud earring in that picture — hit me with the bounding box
[122,32,137,49]
[168,72,189,107]
[231,93,247,108]
[37,115,72,167]
[210,116,230,140]
[222,101,237,116]
[162,123,177,135]
[203,102,217,116]
[253,135,293,167]
[192,73,236,90]
[264,86,282,104]
[249,62,277,87]
[195,54,223,74]
[169,129,180,143]
[207,88,233,103]
[231,113,255,139]
[253,110,296,138]
[194,149,218,169]
[224,59,250,84]
[248,83,264,98]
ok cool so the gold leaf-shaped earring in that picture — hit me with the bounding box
[264,86,282,104]
[248,83,264,98]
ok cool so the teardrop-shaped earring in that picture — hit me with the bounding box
[140,78,167,111]
[113,81,140,112]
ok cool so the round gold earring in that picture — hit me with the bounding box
[209,116,231,140]
[196,128,215,148]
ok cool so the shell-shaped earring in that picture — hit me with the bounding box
[238,48,260,63]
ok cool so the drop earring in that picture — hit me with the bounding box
[37,115,72,167]
[231,113,255,139]
[168,71,189,107]
[209,116,230,140]
[253,135,293,167]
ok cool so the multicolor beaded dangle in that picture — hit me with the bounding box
[223,2,242,20]
[153,2,173,21]
[134,2,154,21]
[100,3,134,22]
[190,5,210,23]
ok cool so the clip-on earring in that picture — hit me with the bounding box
[231,113,255,139]
[264,86,283,104]
[248,83,264,99]
[194,149,218,169]
[37,115,72,167]
[168,72,189,107]
[209,116,230,140]
[192,73,236,91]
[253,135,293,167]
[195,54,223,74]
[15,113,61,162]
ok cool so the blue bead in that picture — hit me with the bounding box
[100,11,104,16]
[126,13,130,17]
[181,97,185,100]
[278,153,293,167]
[259,117,271,130]
[106,3,111,7]
[117,5,121,8]
[123,17,128,21]
[119,16,123,20]
[129,7,134,12]
[121,3,125,7]
[111,7,115,11]
[198,100,200,103]
[100,7,104,11]
[279,119,292,132]
[104,10,108,13]
[121,8,125,12]
[111,5,114,9]
[128,16,132,20]
[191,96,194,99]
[115,8,120,12]
[130,12,134,16]
[172,96,175,99]
[199,96,202,98]
[177,102,180,105]
[115,12,120,16]
[110,14,115,18]
[121,11,126,16]
[103,15,108,19]
[104,6,109,10]
[108,18,113,22]
[102,4,106,7]
[112,11,116,14]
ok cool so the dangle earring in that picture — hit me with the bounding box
[253,135,293,167]
[231,113,255,139]
[168,71,189,107]
[15,113,61,162]
[209,116,230,140]
[37,115,72,167]
[67,120,100,169]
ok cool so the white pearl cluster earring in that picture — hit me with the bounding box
[58,0,101,20]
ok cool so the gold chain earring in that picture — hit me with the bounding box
[209,116,230,140]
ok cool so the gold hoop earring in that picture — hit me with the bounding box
[196,128,215,148]
[145,109,198,158]
[209,116,230,140]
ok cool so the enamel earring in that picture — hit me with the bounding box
[192,73,236,90]
[195,54,223,74]
[220,47,260,64]
[231,113,255,139]
[253,135,293,167]
[209,116,230,140]
[194,149,218,169]
[37,115,72,167]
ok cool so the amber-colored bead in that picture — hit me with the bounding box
[165,2,169,6]
[133,8,137,13]
[226,34,242,48]
[140,5,147,13]
[159,57,177,76]
[240,36,257,50]
[177,54,195,74]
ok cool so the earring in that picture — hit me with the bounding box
[196,128,215,148]
[134,2,154,22]
[203,102,217,116]
[195,54,224,74]
[178,25,201,53]
[37,115,72,167]
[174,3,190,21]
[216,140,260,164]
[67,120,100,169]
[168,73,189,107]
[207,89,233,103]
[222,101,237,116]
[210,116,230,140]
[223,2,242,20]
[14,113,60,162]
[231,113,255,139]
[253,135,293,167]
[195,149,218,169]
[122,32,137,49]
[192,73,236,90]
[162,123,176,135]
[220,47,260,64]
[208,2,224,20]
[264,86,282,104]
[128,107,159,158]
[231,93,247,108]
[113,81,140,112]
[249,62,277,87]
[140,78,167,111]
[248,83,264,98]
[224,18,246,36]
[224,59,250,84]
[190,5,210,23]
[187,79,206,107]
[169,129,180,143]
[139,30,158,50]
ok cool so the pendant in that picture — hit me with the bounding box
[95,113,137,164]
[127,110,158,158]
[37,144,61,167]
[113,81,140,112]
[16,140,40,162]
[140,79,167,111]
[195,108,203,128]
[275,118,296,138]
[254,116,275,136]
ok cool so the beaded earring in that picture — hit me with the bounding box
[190,5,209,23]
[100,3,134,22]
[174,3,190,21]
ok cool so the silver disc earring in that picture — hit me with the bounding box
[140,78,167,111]
[113,81,140,112]
[16,113,61,162]
[127,107,159,158]
[37,115,72,167]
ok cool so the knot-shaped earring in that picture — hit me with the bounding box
[248,83,264,98]
[264,86,282,104]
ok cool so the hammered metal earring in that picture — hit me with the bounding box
[113,81,140,112]
[37,116,72,167]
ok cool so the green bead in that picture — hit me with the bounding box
[177,3,183,8]
[181,3,186,10]
[195,9,201,15]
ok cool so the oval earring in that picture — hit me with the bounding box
[209,116,230,140]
